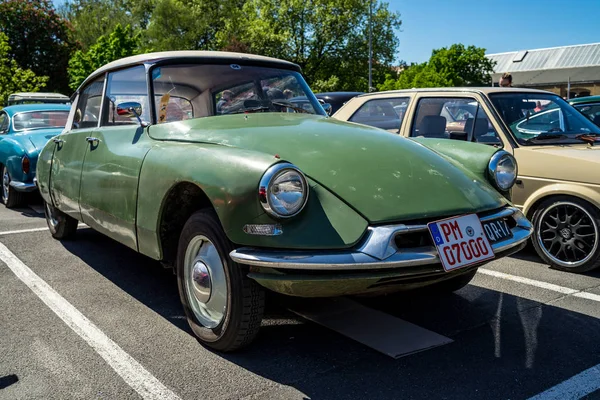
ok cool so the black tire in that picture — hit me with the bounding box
[1,165,26,208]
[44,201,78,239]
[426,269,477,293]
[531,196,600,273]
[176,209,265,352]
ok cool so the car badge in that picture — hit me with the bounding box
[230,64,241,70]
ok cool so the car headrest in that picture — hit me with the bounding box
[418,115,447,138]
[464,117,488,138]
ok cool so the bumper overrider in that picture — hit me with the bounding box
[230,206,533,297]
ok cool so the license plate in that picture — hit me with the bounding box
[481,218,513,244]
[428,214,495,272]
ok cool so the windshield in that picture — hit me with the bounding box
[13,111,69,131]
[151,64,325,122]
[489,93,600,145]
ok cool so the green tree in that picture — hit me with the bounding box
[144,0,245,52]
[61,0,154,50]
[0,33,49,106]
[379,44,496,91]
[68,24,141,90]
[0,0,76,94]
[215,0,401,92]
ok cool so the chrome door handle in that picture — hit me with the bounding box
[53,138,63,144]
[86,137,100,143]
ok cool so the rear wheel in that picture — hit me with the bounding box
[176,209,264,351]
[1,165,26,208]
[531,196,600,272]
[44,201,78,239]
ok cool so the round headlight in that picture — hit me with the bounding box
[259,163,309,218]
[488,151,518,191]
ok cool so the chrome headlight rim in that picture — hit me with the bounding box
[488,150,518,191]
[259,162,309,219]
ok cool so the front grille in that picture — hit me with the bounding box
[394,230,433,248]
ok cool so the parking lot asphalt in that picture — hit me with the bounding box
[1,200,600,400]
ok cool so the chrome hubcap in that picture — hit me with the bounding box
[184,235,227,328]
[191,261,212,303]
[2,167,9,202]
[537,202,599,268]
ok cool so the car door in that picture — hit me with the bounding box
[50,75,105,220]
[78,65,152,250]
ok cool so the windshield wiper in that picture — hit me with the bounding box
[228,106,271,115]
[524,133,569,144]
[575,132,600,145]
[271,101,310,114]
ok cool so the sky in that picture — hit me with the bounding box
[52,0,600,64]
[388,0,600,63]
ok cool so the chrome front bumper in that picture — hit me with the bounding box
[230,207,533,271]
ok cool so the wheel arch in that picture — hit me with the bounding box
[155,181,216,266]
[523,184,600,219]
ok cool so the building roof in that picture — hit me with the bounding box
[81,51,301,91]
[487,43,600,86]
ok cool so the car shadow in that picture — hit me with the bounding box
[59,228,600,400]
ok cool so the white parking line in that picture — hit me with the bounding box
[0,242,181,400]
[0,227,51,236]
[478,268,600,302]
[0,224,88,237]
[528,364,600,400]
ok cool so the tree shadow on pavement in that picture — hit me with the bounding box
[60,228,600,400]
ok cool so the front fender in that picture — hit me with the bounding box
[136,142,368,260]
[522,181,600,217]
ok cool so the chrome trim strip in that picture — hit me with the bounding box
[230,206,532,270]
[9,181,37,192]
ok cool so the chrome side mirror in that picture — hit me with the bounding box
[116,102,147,127]
[322,103,332,116]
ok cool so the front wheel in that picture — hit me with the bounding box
[44,201,78,239]
[1,165,26,208]
[176,209,265,351]
[531,196,600,273]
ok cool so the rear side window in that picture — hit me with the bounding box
[73,75,105,129]
[411,97,501,145]
[349,97,409,131]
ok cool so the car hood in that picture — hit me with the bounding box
[14,128,62,154]
[149,114,506,223]
[516,144,600,184]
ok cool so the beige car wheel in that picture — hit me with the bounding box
[532,196,600,272]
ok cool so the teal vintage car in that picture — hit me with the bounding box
[0,104,70,207]
[37,51,532,351]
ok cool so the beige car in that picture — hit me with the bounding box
[334,88,600,272]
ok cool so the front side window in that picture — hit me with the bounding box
[13,111,69,131]
[103,65,149,126]
[151,64,323,122]
[73,75,105,129]
[490,93,600,145]
[349,97,410,131]
[574,103,600,127]
[411,97,501,144]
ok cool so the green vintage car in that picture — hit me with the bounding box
[37,51,532,351]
